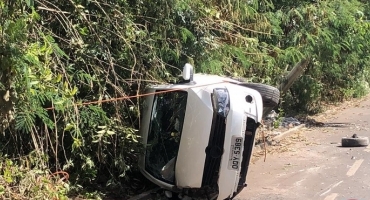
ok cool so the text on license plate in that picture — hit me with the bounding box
[228,136,244,170]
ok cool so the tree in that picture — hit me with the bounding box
[1,0,370,198]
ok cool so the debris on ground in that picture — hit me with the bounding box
[280,117,301,128]
[263,110,302,129]
[341,134,369,147]
[252,130,307,163]
[256,110,306,146]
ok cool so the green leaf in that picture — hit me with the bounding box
[79,27,89,36]
[65,123,75,131]
[54,100,64,105]
[179,27,195,43]
[107,130,115,135]
[25,0,34,7]
[29,81,39,85]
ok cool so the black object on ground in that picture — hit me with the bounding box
[341,134,369,147]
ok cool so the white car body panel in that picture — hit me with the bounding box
[139,73,264,199]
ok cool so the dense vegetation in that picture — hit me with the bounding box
[0,0,369,198]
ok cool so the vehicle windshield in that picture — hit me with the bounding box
[145,90,188,184]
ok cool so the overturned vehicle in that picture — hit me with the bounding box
[138,64,280,199]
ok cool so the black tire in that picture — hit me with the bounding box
[239,83,280,107]
[342,136,369,147]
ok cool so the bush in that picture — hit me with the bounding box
[1,0,370,198]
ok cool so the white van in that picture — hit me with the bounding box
[138,64,279,200]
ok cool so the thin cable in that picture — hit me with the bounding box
[45,81,229,110]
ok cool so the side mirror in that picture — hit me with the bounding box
[182,63,194,82]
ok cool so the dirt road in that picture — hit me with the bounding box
[235,95,370,200]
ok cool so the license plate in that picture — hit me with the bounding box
[228,136,243,170]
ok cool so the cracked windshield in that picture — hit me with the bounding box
[145,90,188,184]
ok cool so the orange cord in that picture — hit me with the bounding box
[50,170,70,182]
[45,81,229,110]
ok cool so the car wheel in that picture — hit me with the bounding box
[342,135,369,147]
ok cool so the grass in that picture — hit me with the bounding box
[0,160,69,200]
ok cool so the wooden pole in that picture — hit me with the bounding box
[278,59,310,94]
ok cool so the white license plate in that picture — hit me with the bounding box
[228,136,243,170]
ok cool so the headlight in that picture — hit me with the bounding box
[212,88,230,117]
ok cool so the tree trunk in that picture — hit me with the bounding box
[278,59,310,94]
[0,68,16,133]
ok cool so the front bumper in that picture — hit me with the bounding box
[217,85,263,200]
